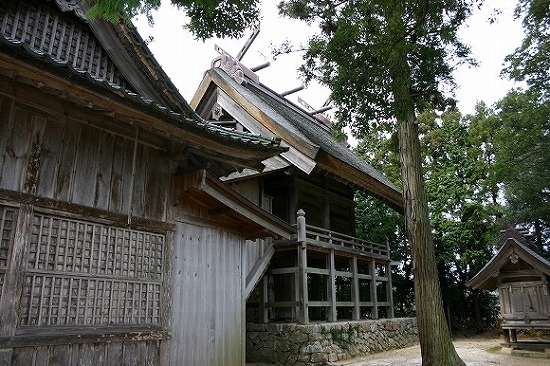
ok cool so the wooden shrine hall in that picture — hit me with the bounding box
[248,209,395,325]
[467,227,550,351]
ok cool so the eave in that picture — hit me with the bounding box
[176,169,296,240]
[191,69,321,161]
[0,49,285,175]
[466,238,550,291]
[316,151,404,211]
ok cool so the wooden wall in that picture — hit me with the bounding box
[499,282,550,324]
[0,81,174,364]
[0,82,173,222]
[171,219,244,366]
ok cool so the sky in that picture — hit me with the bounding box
[133,0,524,117]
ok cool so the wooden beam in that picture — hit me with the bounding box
[328,250,337,322]
[245,243,275,299]
[352,256,361,320]
[370,260,379,319]
[298,244,309,324]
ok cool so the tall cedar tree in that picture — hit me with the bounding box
[278,1,478,365]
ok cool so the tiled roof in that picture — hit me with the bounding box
[466,228,550,290]
[204,67,403,209]
[0,0,285,156]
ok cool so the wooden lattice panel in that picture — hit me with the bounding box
[19,212,164,327]
[0,205,18,299]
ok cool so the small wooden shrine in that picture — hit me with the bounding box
[467,227,550,350]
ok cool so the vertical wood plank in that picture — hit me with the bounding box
[0,205,33,336]
[11,347,35,366]
[71,124,101,207]
[351,256,360,320]
[34,346,50,366]
[370,260,378,320]
[131,143,147,219]
[144,147,169,221]
[145,341,160,366]
[106,341,123,366]
[159,229,173,366]
[78,342,96,366]
[94,131,116,210]
[328,250,337,322]
[298,243,308,324]
[0,107,34,191]
[54,120,80,202]
[23,115,47,195]
[108,135,132,214]
[123,341,139,366]
[53,344,73,366]
[36,116,66,198]
[386,263,395,318]
[0,94,15,185]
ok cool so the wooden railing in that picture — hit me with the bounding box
[302,224,389,258]
[294,209,390,258]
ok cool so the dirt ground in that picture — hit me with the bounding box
[339,337,550,366]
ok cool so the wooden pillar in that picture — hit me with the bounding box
[352,256,360,320]
[328,250,337,321]
[510,329,517,342]
[370,259,378,320]
[387,262,395,318]
[503,329,510,344]
[261,276,268,323]
[297,210,308,324]
[298,243,309,324]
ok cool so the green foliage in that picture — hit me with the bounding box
[472,91,550,252]
[85,0,260,39]
[493,91,550,227]
[354,109,503,331]
[421,110,501,331]
[503,0,550,101]
[278,0,478,136]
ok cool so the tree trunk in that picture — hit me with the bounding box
[397,113,466,366]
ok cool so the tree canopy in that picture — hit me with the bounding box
[278,0,477,136]
[278,1,479,365]
[86,0,259,39]
[503,0,550,101]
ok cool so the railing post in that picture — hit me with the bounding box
[387,262,395,318]
[297,209,308,324]
[370,259,378,320]
[297,209,306,243]
[352,256,360,320]
[328,249,337,321]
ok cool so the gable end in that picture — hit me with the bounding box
[0,1,135,92]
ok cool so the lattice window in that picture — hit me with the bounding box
[0,205,18,299]
[19,212,164,327]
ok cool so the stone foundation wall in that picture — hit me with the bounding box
[246,318,418,366]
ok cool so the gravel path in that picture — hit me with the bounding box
[338,338,550,366]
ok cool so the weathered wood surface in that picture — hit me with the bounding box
[9,340,161,366]
[0,201,170,365]
[499,283,550,325]
[0,87,173,222]
[171,219,244,366]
